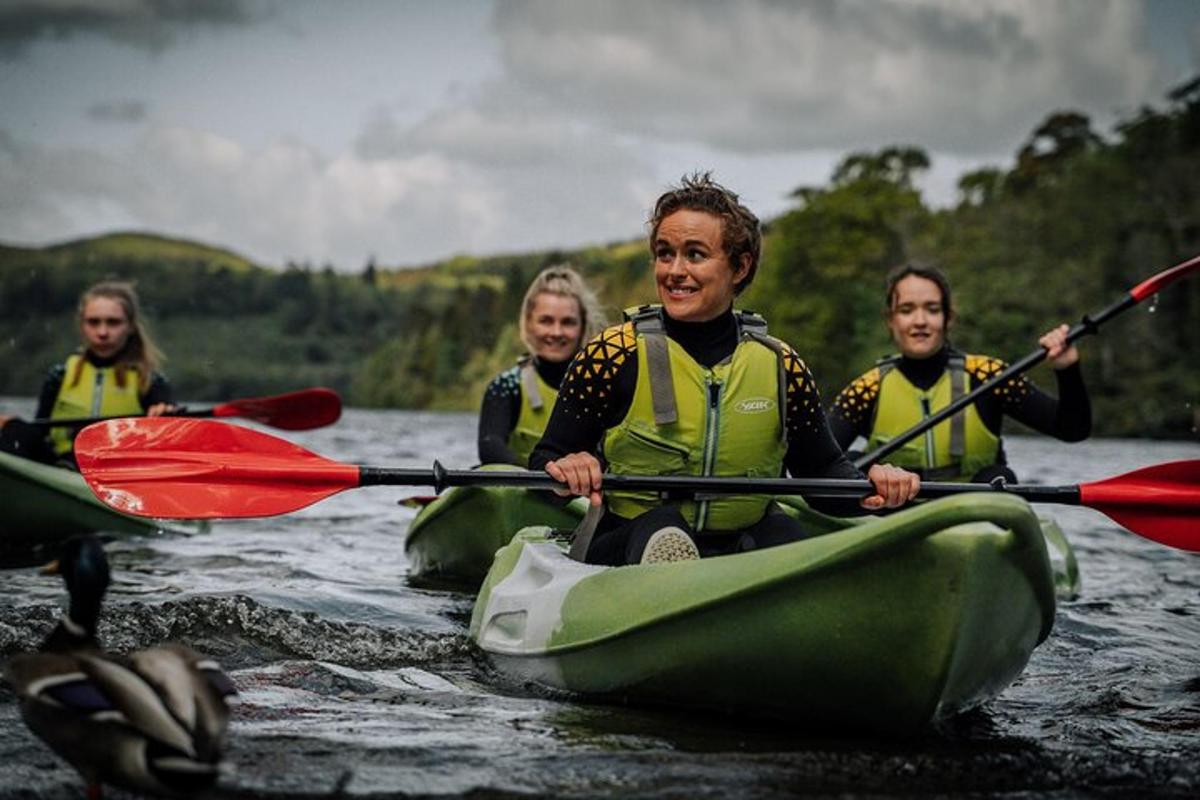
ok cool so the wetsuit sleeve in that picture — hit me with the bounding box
[477,372,522,465]
[827,368,882,451]
[140,372,174,409]
[34,365,66,419]
[967,357,1091,441]
[1005,364,1091,441]
[780,347,864,481]
[530,324,638,471]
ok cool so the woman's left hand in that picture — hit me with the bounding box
[1040,323,1079,369]
[861,463,921,510]
[145,403,177,417]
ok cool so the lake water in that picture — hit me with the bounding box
[1,400,1198,799]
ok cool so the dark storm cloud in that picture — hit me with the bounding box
[0,0,270,58]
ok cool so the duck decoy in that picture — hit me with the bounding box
[5,536,236,798]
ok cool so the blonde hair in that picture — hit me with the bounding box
[518,265,606,353]
[71,280,164,393]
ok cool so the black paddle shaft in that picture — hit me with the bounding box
[357,462,1083,505]
[29,406,209,427]
[854,292,1138,470]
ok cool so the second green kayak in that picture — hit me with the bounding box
[404,465,588,584]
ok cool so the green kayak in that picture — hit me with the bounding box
[404,465,588,584]
[0,450,179,558]
[470,493,1060,733]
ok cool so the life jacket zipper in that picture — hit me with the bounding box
[920,396,935,469]
[696,377,722,531]
[91,368,104,417]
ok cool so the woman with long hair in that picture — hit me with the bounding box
[1,280,175,467]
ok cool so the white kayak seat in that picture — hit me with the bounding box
[476,538,605,654]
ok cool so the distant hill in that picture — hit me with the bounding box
[0,231,259,273]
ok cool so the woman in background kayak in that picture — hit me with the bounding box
[0,280,175,468]
[828,262,1091,483]
[531,173,919,566]
[477,265,606,466]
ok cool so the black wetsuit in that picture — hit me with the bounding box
[828,346,1090,481]
[477,357,570,466]
[530,308,865,565]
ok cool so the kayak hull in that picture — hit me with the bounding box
[470,493,1057,733]
[0,451,169,557]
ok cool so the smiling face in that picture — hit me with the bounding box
[525,292,584,363]
[80,296,133,359]
[887,274,947,359]
[653,209,749,323]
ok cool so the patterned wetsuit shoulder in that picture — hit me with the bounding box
[484,365,523,401]
[965,354,1028,407]
[557,322,637,421]
[830,366,883,426]
[776,341,825,435]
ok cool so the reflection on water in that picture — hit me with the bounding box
[1,401,1198,798]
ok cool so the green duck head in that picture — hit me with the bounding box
[43,535,111,638]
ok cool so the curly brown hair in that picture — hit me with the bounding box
[648,172,762,295]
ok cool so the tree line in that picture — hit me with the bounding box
[1,80,1197,438]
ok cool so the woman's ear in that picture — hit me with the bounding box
[733,253,752,285]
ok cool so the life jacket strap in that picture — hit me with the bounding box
[628,306,678,426]
[517,356,544,411]
[739,314,788,442]
[948,354,966,461]
[568,501,605,562]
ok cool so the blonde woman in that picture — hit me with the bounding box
[20,281,174,467]
[477,266,605,466]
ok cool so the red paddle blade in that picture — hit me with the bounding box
[211,388,342,430]
[75,418,360,519]
[1079,460,1200,551]
[1129,253,1200,301]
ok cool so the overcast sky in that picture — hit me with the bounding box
[1,0,1197,270]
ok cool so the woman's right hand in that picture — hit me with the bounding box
[545,452,604,507]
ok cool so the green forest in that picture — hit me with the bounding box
[2,82,1198,438]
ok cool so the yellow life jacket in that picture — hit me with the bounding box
[864,354,999,481]
[49,354,145,457]
[602,306,788,532]
[507,356,559,466]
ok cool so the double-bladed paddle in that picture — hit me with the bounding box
[74,418,1199,552]
[29,387,342,432]
[855,253,1200,470]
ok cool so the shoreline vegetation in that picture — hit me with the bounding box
[2,88,1198,439]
